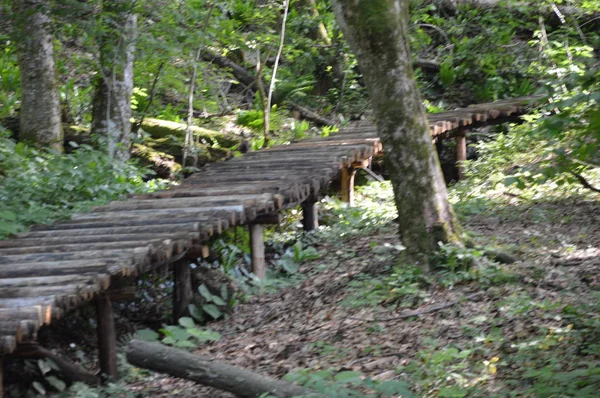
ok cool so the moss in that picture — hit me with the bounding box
[140,118,241,148]
[355,0,397,39]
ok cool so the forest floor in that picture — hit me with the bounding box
[5,181,598,397]
[124,182,600,397]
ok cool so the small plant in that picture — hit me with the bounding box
[285,369,413,397]
[277,241,320,274]
[188,283,232,321]
[136,317,221,350]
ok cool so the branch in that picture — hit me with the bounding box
[288,101,336,126]
[570,171,600,193]
[350,292,483,323]
[13,343,99,385]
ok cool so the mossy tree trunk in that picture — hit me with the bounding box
[91,0,137,161]
[13,0,63,151]
[331,0,460,266]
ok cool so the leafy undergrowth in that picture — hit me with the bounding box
[117,180,599,397]
[0,132,169,238]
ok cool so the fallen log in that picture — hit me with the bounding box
[139,118,241,147]
[126,340,310,398]
[288,101,336,126]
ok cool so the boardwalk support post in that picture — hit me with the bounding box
[95,294,117,380]
[340,167,356,206]
[455,130,467,180]
[249,223,266,279]
[301,201,319,232]
[173,259,193,322]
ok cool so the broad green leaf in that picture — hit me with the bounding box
[211,295,227,306]
[178,317,195,328]
[199,284,213,302]
[135,328,160,342]
[188,304,205,322]
[220,284,229,301]
[32,381,46,395]
[334,371,363,382]
[202,304,223,319]
[45,376,66,392]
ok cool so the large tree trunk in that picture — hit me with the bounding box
[331,0,460,266]
[91,0,137,161]
[13,0,63,150]
[126,340,310,398]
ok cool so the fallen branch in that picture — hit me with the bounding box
[288,101,336,126]
[127,340,311,398]
[570,171,600,193]
[13,343,99,385]
[350,292,484,323]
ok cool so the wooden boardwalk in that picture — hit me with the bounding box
[0,96,537,381]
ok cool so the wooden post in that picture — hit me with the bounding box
[1,356,3,398]
[455,131,467,180]
[301,202,319,232]
[249,223,265,279]
[95,294,117,380]
[173,259,193,323]
[340,167,356,206]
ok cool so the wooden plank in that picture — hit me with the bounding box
[0,307,52,325]
[95,194,284,213]
[19,223,206,239]
[0,260,118,279]
[71,206,247,222]
[0,238,180,256]
[0,274,110,290]
[0,232,199,249]
[0,247,150,266]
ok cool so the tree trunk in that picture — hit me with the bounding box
[13,0,63,150]
[331,0,460,266]
[126,340,310,398]
[91,0,137,161]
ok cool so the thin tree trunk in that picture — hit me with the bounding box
[183,3,215,168]
[91,0,137,161]
[263,0,290,148]
[331,0,460,266]
[255,50,270,147]
[13,0,63,151]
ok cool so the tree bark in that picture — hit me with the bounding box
[91,0,137,161]
[13,0,63,150]
[331,0,460,266]
[126,340,310,398]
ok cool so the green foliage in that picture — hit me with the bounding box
[0,133,168,238]
[431,243,518,288]
[136,317,221,350]
[0,35,20,118]
[319,181,397,239]
[236,106,285,134]
[188,282,236,321]
[285,368,413,398]
[277,241,320,275]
